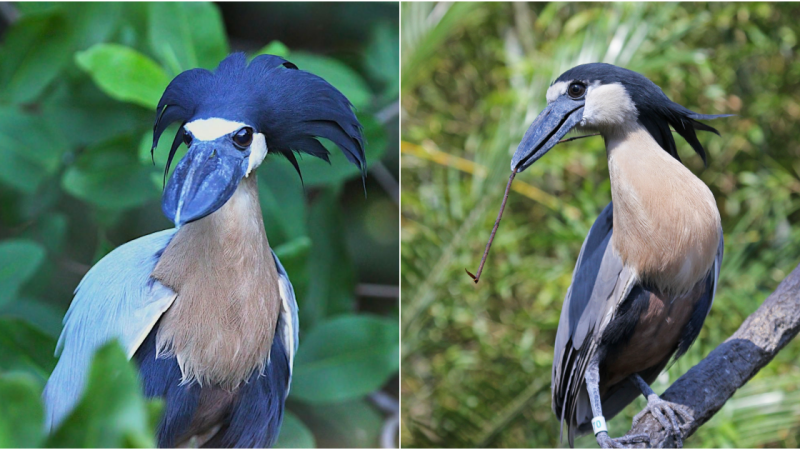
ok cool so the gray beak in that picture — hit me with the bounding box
[511,97,585,172]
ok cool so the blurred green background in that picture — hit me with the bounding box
[0,2,399,448]
[401,2,800,448]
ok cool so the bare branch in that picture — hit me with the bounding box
[625,263,800,447]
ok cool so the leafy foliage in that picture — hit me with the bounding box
[0,2,398,447]
[401,2,800,448]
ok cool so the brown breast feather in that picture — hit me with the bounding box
[152,175,281,390]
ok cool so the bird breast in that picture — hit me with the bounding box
[152,176,281,389]
[607,125,721,296]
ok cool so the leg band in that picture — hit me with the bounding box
[591,415,608,436]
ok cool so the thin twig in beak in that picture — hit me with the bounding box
[466,168,517,284]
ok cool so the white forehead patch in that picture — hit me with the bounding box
[546,81,569,103]
[246,133,268,177]
[185,118,248,141]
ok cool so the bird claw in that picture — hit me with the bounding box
[631,394,693,448]
[596,431,650,448]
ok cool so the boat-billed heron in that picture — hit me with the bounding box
[43,53,365,447]
[511,63,729,448]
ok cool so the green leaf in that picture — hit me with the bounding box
[291,399,382,448]
[0,240,46,307]
[289,52,372,110]
[75,43,170,109]
[290,113,387,187]
[274,236,312,262]
[302,190,356,327]
[147,3,228,73]
[0,373,45,447]
[0,297,65,339]
[0,106,69,193]
[275,410,316,448]
[254,40,291,59]
[364,23,400,99]
[258,160,308,242]
[62,135,160,210]
[183,2,229,69]
[0,11,74,103]
[292,315,399,403]
[46,341,159,448]
[0,318,57,382]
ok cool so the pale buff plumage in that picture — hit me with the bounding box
[607,125,721,295]
[152,175,280,389]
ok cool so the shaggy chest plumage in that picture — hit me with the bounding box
[152,176,280,389]
[606,125,721,295]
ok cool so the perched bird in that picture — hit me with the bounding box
[511,63,729,448]
[43,53,365,447]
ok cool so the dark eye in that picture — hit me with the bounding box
[232,127,253,148]
[568,82,586,99]
[182,131,193,146]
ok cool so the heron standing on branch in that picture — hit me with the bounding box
[510,63,729,448]
[43,53,366,447]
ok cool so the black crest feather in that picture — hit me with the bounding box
[152,53,366,182]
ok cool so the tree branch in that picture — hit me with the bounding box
[625,263,800,447]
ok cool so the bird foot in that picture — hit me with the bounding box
[596,431,650,448]
[631,394,693,448]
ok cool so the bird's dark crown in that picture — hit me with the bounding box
[152,52,366,182]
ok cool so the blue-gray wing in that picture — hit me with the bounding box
[551,202,638,444]
[272,251,299,396]
[43,229,178,431]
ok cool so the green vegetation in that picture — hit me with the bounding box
[0,3,399,447]
[401,2,800,447]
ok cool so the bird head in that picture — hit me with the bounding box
[152,53,366,227]
[511,63,731,172]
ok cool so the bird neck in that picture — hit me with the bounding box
[152,175,281,389]
[604,124,721,295]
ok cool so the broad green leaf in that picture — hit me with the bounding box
[291,113,388,187]
[292,315,399,403]
[289,52,372,110]
[62,135,160,210]
[64,3,123,51]
[273,236,312,262]
[0,107,69,193]
[301,190,355,327]
[0,373,45,447]
[291,399,382,448]
[254,40,291,59]
[147,3,197,74]
[183,2,229,69]
[0,318,57,382]
[0,297,65,339]
[0,11,74,103]
[147,3,228,72]
[0,240,46,307]
[46,341,159,448]
[75,43,170,109]
[42,76,151,148]
[364,23,400,99]
[258,159,308,242]
[275,410,315,448]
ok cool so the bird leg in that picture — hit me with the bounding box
[585,359,650,448]
[630,374,694,448]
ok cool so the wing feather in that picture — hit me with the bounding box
[271,251,299,397]
[43,229,178,431]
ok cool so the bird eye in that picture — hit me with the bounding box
[232,127,254,148]
[182,131,193,147]
[568,82,586,99]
